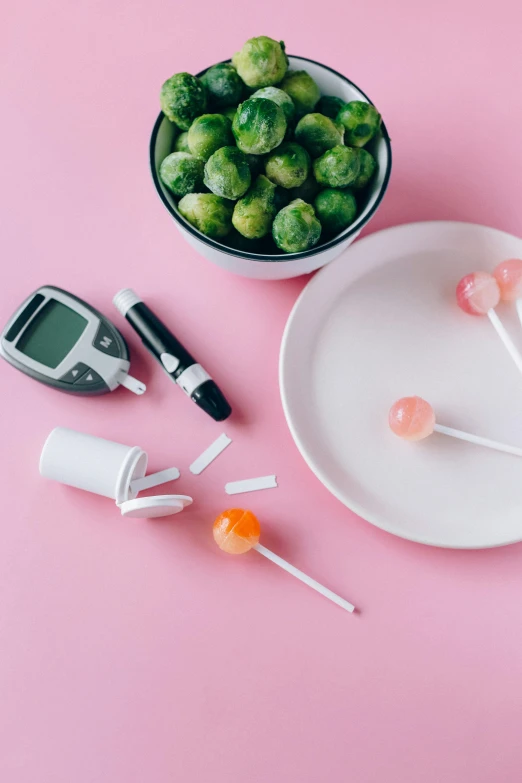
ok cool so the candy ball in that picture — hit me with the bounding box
[493,259,522,301]
[456,272,500,315]
[389,396,436,441]
[213,508,261,554]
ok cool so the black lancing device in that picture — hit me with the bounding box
[113,288,231,421]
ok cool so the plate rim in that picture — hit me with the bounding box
[279,220,522,549]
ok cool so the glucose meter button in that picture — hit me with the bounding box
[74,368,103,387]
[93,323,120,357]
[60,362,90,384]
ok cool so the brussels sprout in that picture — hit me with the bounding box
[313,188,357,234]
[351,147,377,188]
[250,86,296,125]
[272,198,321,253]
[294,113,344,157]
[232,98,286,154]
[232,36,288,88]
[160,72,207,130]
[188,114,233,161]
[201,63,243,108]
[203,146,251,199]
[313,145,360,188]
[280,70,320,116]
[316,95,346,119]
[173,131,190,153]
[178,193,233,238]
[159,152,204,197]
[265,142,310,189]
[232,175,278,239]
[220,106,238,122]
[337,101,381,147]
[288,175,321,203]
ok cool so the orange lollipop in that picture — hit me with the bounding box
[213,508,355,613]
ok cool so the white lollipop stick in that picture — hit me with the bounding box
[515,299,522,330]
[253,543,355,613]
[487,309,522,375]
[433,424,522,457]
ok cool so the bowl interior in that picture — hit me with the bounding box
[151,55,391,261]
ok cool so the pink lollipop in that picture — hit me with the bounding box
[390,396,522,457]
[456,272,522,378]
[493,259,522,328]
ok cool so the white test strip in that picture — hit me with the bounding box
[225,475,278,495]
[190,433,232,475]
[130,467,180,493]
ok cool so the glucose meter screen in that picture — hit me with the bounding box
[17,299,88,368]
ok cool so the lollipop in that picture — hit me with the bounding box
[213,509,355,613]
[493,258,522,326]
[389,396,522,457]
[456,272,522,378]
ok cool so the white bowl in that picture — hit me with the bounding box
[150,55,392,280]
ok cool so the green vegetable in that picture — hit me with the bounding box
[188,114,233,160]
[173,131,190,153]
[316,96,346,119]
[265,142,310,189]
[272,198,321,253]
[313,188,357,234]
[160,72,207,130]
[351,147,377,188]
[201,63,243,108]
[280,70,320,116]
[220,106,238,122]
[203,146,251,199]
[313,145,360,188]
[294,113,344,157]
[178,193,233,238]
[250,86,295,125]
[159,152,204,197]
[232,175,278,239]
[337,101,381,147]
[288,175,321,202]
[232,97,286,154]
[232,36,288,88]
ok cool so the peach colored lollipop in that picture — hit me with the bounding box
[389,396,522,457]
[493,259,522,331]
[213,509,355,613]
[456,271,522,378]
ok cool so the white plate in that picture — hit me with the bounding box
[280,221,522,548]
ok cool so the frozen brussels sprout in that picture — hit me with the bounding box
[232,175,278,239]
[173,131,190,153]
[188,114,233,160]
[294,113,344,157]
[204,146,251,199]
[250,86,296,125]
[201,63,243,108]
[313,145,360,188]
[159,152,204,197]
[313,188,357,234]
[160,72,207,130]
[280,70,320,116]
[232,36,288,88]
[272,198,321,253]
[316,95,346,119]
[220,106,238,122]
[265,142,310,189]
[232,98,286,154]
[288,175,321,203]
[178,193,233,238]
[337,101,381,147]
[351,147,377,188]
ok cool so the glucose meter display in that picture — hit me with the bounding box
[17,300,87,368]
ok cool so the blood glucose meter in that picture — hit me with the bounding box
[0,285,145,396]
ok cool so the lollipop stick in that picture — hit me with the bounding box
[516,299,522,330]
[487,309,522,375]
[253,543,355,613]
[434,424,522,457]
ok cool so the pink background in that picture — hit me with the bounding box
[2,2,522,781]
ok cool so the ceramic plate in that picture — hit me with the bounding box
[280,221,522,548]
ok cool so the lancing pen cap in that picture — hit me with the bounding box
[113,289,232,422]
